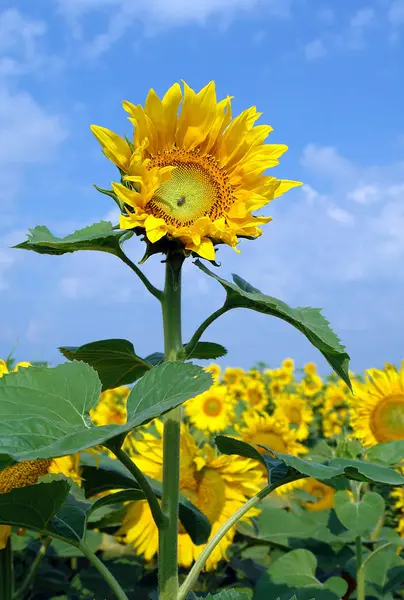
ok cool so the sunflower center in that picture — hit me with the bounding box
[179,467,226,533]
[147,149,234,226]
[252,432,287,454]
[371,394,404,442]
[202,396,223,417]
[0,459,52,494]
[248,390,262,405]
[288,407,302,424]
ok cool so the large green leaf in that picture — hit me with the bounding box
[334,491,385,535]
[366,440,404,465]
[0,361,212,461]
[195,260,351,387]
[0,481,70,534]
[81,462,212,545]
[204,591,251,600]
[47,493,92,544]
[14,221,132,255]
[215,436,404,487]
[59,339,151,390]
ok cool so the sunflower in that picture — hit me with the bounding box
[205,363,221,384]
[223,367,245,387]
[0,455,82,549]
[391,487,404,537]
[119,421,262,569]
[304,362,317,376]
[273,393,313,441]
[90,386,130,426]
[301,478,335,511]
[321,383,349,438]
[300,372,323,398]
[242,379,268,412]
[91,81,301,260]
[0,359,31,377]
[282,358,295,372]
[350,362,404,447]
[237,411,308,461]
[185,385,234,433]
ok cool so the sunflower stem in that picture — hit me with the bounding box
[115,247,163,301]
[0,535,14,600]
[112,447,166,529]
[159,251,185,600]
[13,537,52,600]
[184,303,231,357]
[178,476,303,600]
[78,542,129,600]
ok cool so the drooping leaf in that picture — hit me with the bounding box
[0,361,212,461]
[47,493,92,544]
[185,341,228,360]
[14,221,132,256]
[144,352,165,366]
[195,260,351,388]
[0,481,70,534]
[328,457,404,486]
[334,491,385,535]
[59,339,151,390]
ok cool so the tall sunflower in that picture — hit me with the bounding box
[185,385,234,433]
[350,362,404,446]
[91,81,301,260]
[273,393,313,441]
[118,421,262,570]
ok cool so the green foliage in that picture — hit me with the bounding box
[215,435,404,487]
[60,339,151,390]
[14,221,132,255]
[195,260,351,388]
[0,360,212,461]
[204,590,252,600]
[334,491,385,535]
[366,440,404,465]
[185,341,228,360]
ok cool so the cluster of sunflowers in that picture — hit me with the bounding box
[1,356,404,576]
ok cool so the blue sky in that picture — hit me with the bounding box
[1,0,404,374]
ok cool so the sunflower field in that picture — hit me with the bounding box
[0,81,404,600]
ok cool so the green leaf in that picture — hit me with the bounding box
[324,577,348,597]
[254,506,330,543]
[204,590,251,600]
[0,361,212,461]
[59,339,151,390]
[268,549,320,586]
[364,547,404,595]
[0,481,70,534]
[366,440,404,465]
[195,260,351,388]
[51,531,102,558]
[90,490,146,514]
[81,462,212,545]
[14,221,132,255]
[215,436,404,487]
[334,491,385,535]
[47,493,92,544]
[185,341,227,360]
[144,352,165,366]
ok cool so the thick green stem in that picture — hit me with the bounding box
[159,253,184,600]
[112,447,166,528]
[78,542,129,600]
[13,537,52,600]
[0,536,14,600]
[357,542,393,600]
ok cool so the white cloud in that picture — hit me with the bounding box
[304,39,327,61]
[57,0,291,57]
[0,8,48,76]
[348,184,380,205]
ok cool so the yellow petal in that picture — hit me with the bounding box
[273,179,303,198]
[112,182,144,209]
[186,237,216,260]
[90,125,131,171]
[0,360,9,377]
[145,215,168,243]
[0,525,12,550]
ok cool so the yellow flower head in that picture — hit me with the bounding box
[205,363,221,383]
[301,372,323,397]
[185,385,234,433]
[242,379,268,412]
[237,411,308,458]
[391,487,404,537]
[282,358,295,372]
[350,362,404,447]
[321,383,350,438]
[302,478,335,511]
[223,367,245,387]
[273,393,313,441]
[119,422,262,569]
[0,360,31,378]
[90,386,130,426]
[91,81,301,260]
[304,362,317,376]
